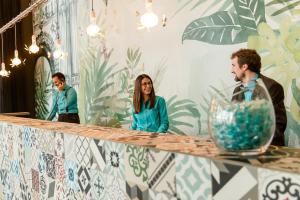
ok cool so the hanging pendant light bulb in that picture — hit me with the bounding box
[87,0,100,37]
[140,0,158,29]
[12,50,22,66]
[26,35,39,54]
[0,34,10,77]
[53,38,65,59]
[11,25,22,67]
[0,62,10,77]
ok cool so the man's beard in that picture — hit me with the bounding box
[234,75,240,82]
[234,72,245,82]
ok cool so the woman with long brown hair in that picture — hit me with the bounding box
[132,74,169,133]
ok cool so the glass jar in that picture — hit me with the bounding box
[208,78,275,155]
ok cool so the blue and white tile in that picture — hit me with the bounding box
[258,168,300,200]
[104,141,125,180]
[23,126,33,148]
[64,159,79,191]
[211,160,258,200]
[176,154,211,200]
[90,170,107,200]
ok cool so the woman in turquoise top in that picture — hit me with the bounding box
[132,74,169,133]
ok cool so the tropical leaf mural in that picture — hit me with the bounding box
[34,57,52,120]
[266,0,300,16]
[79,46,128,127]
[167,95,201,135]
[248,20,300,146]
[173,0,233,18]
[182,0,266,45]
[116,48,144,125]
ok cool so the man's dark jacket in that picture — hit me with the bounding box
[232,74,287,146]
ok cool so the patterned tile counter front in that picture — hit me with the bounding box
[0,115,299,200]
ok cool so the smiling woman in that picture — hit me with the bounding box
[131,74,169,133]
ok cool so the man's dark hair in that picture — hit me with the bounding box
[231,49,261,74]
[52,72,65,82]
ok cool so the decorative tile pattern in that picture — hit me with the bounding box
[211,161,258,200]
[78,166,91,195]
[104,141,125,180]
[23,127,33,148]
[64,160,79,191]
[125,145,149,187]
[258,168,300,200]
[38,130,55,155]
[31,129,39,149]
[45,153,56,179]
[63,133,77,160]
[39,174,48,198]
[176,154,211,200]
[90,170,106,200]
[32,169,40,192]
[20,181,32,200]
[90,139,106,171]
[149,189,178,200]
[147,150,176,196]
[126,181,149,200]
[0,116,299,199]
[30,149,40,171]
[54,132,64,158]
[106,176,126,200]
[55,157,65,182]
[75,136,91,167]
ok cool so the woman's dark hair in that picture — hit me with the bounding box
[52,72,65,82]
[133,74,156,113]
[231,49,261,74]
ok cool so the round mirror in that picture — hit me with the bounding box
[34,56,53,119]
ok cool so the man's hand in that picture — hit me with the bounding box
[57,81,65,91]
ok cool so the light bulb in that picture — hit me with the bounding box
[140,1,158,29]
[140,12,158,28]
[53,39,65,59]
[11,50,21,67]
[87,10,100,37]
[0,62,10,77]
[28,35,39,54]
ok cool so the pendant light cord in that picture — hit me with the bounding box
[92,0,94,11]
[1,34,3,63]
[56,0,60,40]
[14,25,17,50]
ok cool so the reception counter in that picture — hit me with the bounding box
[0,115,299,199]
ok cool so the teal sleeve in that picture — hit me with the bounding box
[47,91,58,121]
[157,97,169,133]
[65,88,77,108]
[131,109,137,130]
